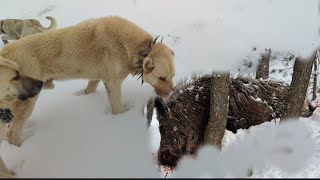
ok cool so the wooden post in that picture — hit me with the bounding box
[282,53,315,120]
[256,49,271,80]
[204,72,230,148]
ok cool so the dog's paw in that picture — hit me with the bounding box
[72,89,87,96]
[0,171,15,178]
[84,88,97,95]
[111,108,126,115]
[7,133,22,147]
[8,139,22,147]
[73,88,98,96]
[109,102,133,115]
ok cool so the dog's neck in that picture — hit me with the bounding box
[132,36,162,85]
[133,44,150,85]
[133,39,154,84]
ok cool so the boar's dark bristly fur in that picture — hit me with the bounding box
[155,76,212,168]
[155,75,312,168]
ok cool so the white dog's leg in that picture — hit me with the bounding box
[103,81,124,114]
[0,123,13,176]
[0,157,13,177]
[0,122,7,143]
[85,80,100,94]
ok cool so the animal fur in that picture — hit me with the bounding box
[0,57,43,177]
[154,75,314,168]
[0,16,176,148]
[0,16,57,44]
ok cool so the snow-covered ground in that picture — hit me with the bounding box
[0,0,320,178]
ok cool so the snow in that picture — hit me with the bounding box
[2,0,320,78]
[187,86,195,91]
[251,96,263,102]
[0,80,159,178]
[0,0,320,178]
[195,94,199,101]
[153,117,319,178]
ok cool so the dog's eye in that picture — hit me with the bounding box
[159,77,166,81]
[12,73,20,81]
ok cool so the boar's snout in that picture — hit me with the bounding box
[158,149,179,168]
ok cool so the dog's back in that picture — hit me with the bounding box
[0,16,57,43]
[0,16,154,81]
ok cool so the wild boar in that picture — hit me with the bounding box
[154,75,313,168]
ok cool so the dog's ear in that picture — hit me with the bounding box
[308,101,316,111]
[0,56,20,72]
[143,57,154,73]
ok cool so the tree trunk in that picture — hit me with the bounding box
[256,49,271,79]
[282,54,315,120]
[312,55,318,101]
[204,72,230,148]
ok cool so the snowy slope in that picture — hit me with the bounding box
[0,79,159,177]
[0,0,320,178]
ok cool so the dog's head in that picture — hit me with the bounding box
[0,57,43,107]
[142,42,176,97]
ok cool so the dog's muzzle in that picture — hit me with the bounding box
[0,108,14,123]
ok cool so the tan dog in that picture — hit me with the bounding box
[0,57,43,177]
[0,16,175,148]
[0,16,57,44]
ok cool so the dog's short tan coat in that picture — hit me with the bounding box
[0,16,57,44]
[0,16,175,150]
[0,57,43,177]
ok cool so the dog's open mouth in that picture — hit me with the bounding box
[0,108,14,123]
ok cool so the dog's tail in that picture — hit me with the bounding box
[44,16,57,30]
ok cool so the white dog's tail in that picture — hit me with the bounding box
[45,16,57,30]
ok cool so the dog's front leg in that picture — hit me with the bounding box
[0,122,13,176]
[103,81,124,114]
[0,122,8,143]
[7,97,38,147]
[0,156,13,177]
